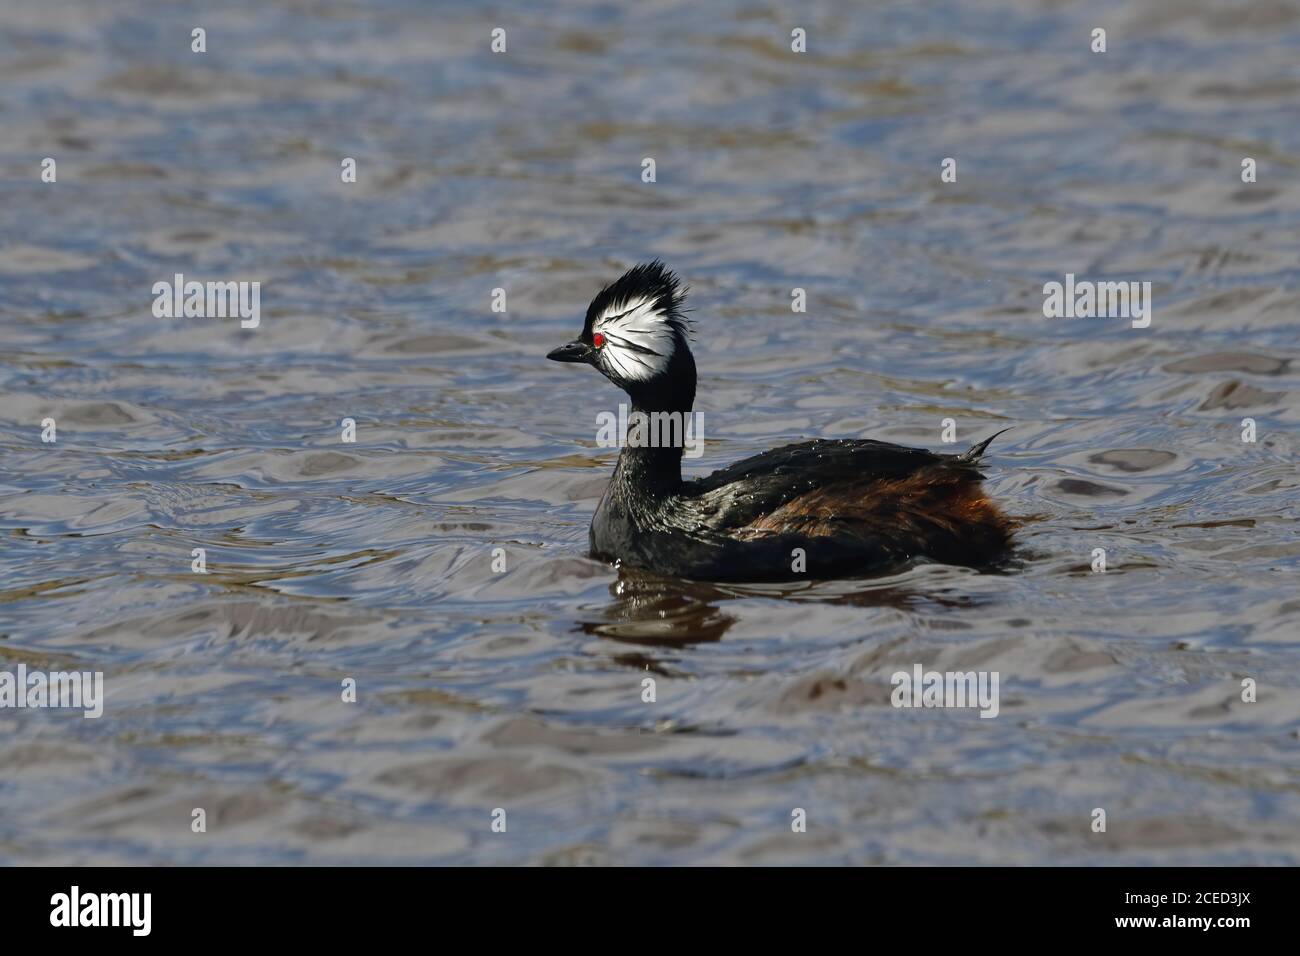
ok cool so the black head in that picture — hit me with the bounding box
[547,261,696,411]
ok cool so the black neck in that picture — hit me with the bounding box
[612,351,696,498]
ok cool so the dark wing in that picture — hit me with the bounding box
[682,438,953,530]
[670,437,1009,574]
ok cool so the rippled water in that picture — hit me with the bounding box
[1,0,1297,865]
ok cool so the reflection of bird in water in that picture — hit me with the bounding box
[577,567,996,655]
[576,568,739,649]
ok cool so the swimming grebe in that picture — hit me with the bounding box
[547,261,1013,581]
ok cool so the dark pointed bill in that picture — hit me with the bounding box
[547,340,592,363]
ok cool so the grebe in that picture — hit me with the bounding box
[547,261,1013,581]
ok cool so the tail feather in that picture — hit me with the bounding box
[954,427,1012,464]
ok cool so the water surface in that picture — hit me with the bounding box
[0,0,1297,864]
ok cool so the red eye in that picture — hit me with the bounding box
[592,332,605,348]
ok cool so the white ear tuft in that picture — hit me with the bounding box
[593,296,678,381]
